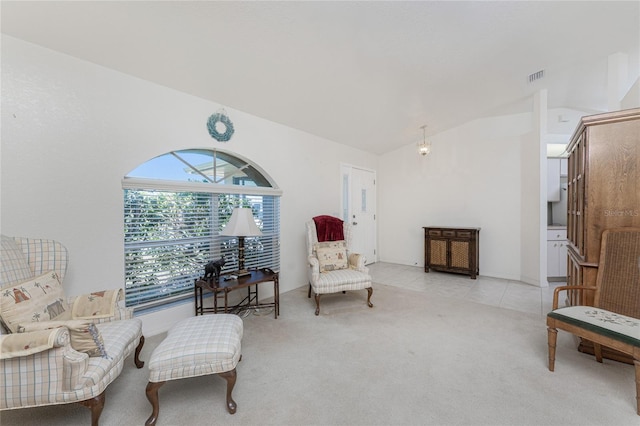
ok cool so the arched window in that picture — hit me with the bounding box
[122,149,281,310]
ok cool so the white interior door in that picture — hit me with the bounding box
[342,165,376,264]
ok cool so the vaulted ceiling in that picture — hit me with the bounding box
[2,1,638,154]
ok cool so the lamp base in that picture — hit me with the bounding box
[235,269,252,278]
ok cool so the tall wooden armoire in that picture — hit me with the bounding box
[565,108,640,362]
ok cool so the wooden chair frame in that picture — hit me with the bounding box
[546,228,640,415]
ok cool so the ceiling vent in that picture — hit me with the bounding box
[528,69,545,83]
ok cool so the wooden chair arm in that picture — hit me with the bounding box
[552,285,596,310]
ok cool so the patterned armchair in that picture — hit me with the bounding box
[0,235,145,425]
[305,217,373,315]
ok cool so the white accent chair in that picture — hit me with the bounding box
[305,219,373,315]
[0,235,144,425]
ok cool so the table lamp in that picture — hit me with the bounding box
[220,207,263,277]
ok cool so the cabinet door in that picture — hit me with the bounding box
[429,239,448,267]
[547,238,568,278]
[450,240,470,269]
[560,158,568,176]
[558,241,567,276]
[547,241,559,276]
[547,158,561,202]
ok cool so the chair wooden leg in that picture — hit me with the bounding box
[366,287,373,308]
[634,359,640,415]
[145,381,165,426]
[547,326,557,372]
[78,392,105,426]
[594,343,603,363]
[218,369,238,414]
[314,293,321,316]
[135,335,145,368]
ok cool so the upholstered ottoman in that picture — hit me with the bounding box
[144,315,243,426]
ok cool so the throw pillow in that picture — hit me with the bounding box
[0,328,61,359]
[71,288,123,320]
[0,271,69,333]
[314,240,348,272]
[348,253,363,268]
[18,320,108,358]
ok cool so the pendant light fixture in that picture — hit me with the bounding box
[418,125,431,157]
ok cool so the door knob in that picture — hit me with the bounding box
[352,222,358,225]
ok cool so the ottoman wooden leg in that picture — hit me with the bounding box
[145,381,165,426]
[218,369,237,414]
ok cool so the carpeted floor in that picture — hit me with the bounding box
[1,282,637,425]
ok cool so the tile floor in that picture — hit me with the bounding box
[368,261,564,317]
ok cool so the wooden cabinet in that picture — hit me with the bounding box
[423,227,480,279]
[566,108,640,305]
[565,108,640,363]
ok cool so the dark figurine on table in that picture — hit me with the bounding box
[204,257,226,281]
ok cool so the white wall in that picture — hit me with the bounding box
[378,112,531,281]
[1,37,377,335]
[6,36,626,336]
[622,77,640,110]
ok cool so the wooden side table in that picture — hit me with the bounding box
[194,268,280,319]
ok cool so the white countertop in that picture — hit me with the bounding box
[548,225,567,230]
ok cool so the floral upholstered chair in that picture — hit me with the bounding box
[0,235,145,425]
[305,216,373,315]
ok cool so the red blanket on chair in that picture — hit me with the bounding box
[313,215,344,242]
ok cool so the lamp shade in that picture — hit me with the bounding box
[220,207,263,237]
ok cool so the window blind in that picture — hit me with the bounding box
[124,190,280,309]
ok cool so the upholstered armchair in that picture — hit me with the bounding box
[306,216,373,315]
[0,235,145,425]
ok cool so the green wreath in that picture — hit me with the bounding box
[207,111,235,142]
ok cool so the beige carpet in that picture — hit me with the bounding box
[1,283,637,425]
